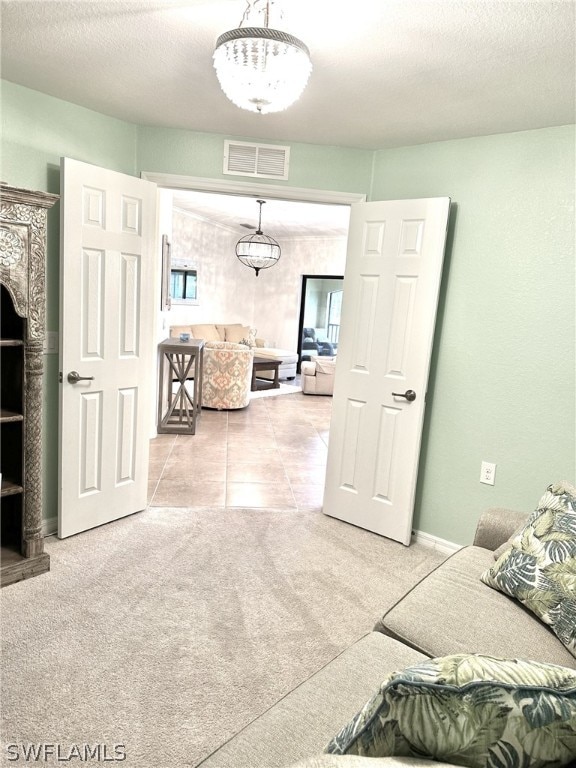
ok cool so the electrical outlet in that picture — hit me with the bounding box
[480,461,496,486]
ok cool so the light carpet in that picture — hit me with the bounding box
[250,382,302,399]
[1,506,444,768]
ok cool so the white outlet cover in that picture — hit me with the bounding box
[480,461,496,486]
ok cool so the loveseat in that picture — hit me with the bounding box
[170,323,299,380]
[198,491,576,768]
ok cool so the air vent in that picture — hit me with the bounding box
[223,140,290,180]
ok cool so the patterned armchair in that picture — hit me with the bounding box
[202,341,253,410]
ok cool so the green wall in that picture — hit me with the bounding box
[0,81,373,528]
[136,126,373,193]
[1,81,139,528]
[2,80,574,545]
[370,126,576,543]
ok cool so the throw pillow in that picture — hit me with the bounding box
[325,654,576,766]
[481,481,576,658]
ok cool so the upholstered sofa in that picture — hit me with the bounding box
[198,493,576,768]
[302,358,336,396]
[171,323,299,380]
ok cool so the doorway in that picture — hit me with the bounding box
[297,275,343,372]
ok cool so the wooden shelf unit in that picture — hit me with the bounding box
[0,183,58,587]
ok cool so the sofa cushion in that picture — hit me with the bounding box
[315,358,336,375]
[198,633,427,768]
[169,325,192,338]
[325,654,576,766]
[481,481,576,659]
[254,347,298,363]
[223,324,257,346]
[375,546,576,668]
[190,323,221,341]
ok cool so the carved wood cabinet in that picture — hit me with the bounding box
[0,183,58,587]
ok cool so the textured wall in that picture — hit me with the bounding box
[136,125,374,194]
[371,125,576,543]
[3,80,574,547]
[168,210,347,351]
[1,81,139,527]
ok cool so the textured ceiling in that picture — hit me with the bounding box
[172,190,351,238]
[2,0,574,151]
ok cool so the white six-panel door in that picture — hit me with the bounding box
[58,158,157,538]
[323,197,450,545]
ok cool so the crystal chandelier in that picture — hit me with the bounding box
[213,0,312,114]
[236,200,281,276]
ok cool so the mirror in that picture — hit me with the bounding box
[297,275,343,371]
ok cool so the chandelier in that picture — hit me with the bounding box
[236,200,281,276]
[213,0,312,114]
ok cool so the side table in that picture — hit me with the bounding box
[157,338,204,434]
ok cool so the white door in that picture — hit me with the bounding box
[323,197,450,545]
[58,158,157,538]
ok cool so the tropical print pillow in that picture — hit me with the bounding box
[325,654,576,766]
[481,481,576,658]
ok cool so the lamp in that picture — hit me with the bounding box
[213,0,312,114]
[236,200,281,276]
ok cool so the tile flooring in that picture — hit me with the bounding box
[148,390,333,510]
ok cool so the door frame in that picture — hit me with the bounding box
[140,172,366,209]
[141,172,364,419]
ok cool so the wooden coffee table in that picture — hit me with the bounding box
[251,356,282,391]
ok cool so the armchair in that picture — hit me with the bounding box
[301,357,336,396]
[202,341,253,410]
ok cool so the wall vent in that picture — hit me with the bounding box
[223,140,290,180]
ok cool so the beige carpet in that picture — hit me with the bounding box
[1,506,444,767]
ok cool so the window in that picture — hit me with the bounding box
[327,290,343,344]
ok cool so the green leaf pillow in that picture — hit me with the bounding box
[325,654,576,766]
[481,481,576,658]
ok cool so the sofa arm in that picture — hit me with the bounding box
[473,507,530,550]
[301,361,317,375]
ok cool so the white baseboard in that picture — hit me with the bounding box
[42,516,58,537]
[412,529,462,555]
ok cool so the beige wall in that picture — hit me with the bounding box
[168,209,347,351]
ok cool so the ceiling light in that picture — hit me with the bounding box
[213,0,312,114]
[236,200,281,276]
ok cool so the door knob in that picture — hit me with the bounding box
[392,389,416,402]
[67,371,95,384]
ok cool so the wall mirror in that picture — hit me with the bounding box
[296,274,343,371]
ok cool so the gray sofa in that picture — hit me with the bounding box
[198,508,575,768]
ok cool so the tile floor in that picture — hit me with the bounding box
[148,390,333,510]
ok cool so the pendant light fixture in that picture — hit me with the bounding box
[236,200,281,276]
[213,0,312,114]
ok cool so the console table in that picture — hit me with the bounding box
[157,338,204,434]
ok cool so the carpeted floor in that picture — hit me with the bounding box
[1,505,444,767]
